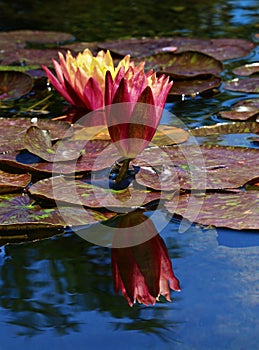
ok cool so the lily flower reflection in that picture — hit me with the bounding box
[111,211,180,306]
[42,49,136,112]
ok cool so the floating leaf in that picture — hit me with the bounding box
[23,126,83,162]
[134,145,259,190]
[0,71,33,100]
[0,170,31,194]
[165,191,259,230]
[0,193,115,231]
[0,117,72,153]
[223,77,259,93]
[232,62,259,76]
[153,125,189,145]
[168,76,222,96]
[144,51,223,78]
[29,176,172,208]
[191,121,259,137]
[218,99,259,121]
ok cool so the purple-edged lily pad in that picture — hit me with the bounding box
[0,117,72,153]
[232,62,259,76]
[134,145,259,190]
[223,77,259,93]
[144,51,223,78]
[29,176,173,209]
[219,99,259,121]
[168,76,222,96]
[0,193,115,231]
[165,191,259,230]
[0,70,33,100]
[0,170,31,194]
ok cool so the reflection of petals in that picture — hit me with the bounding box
[111,212,180,307]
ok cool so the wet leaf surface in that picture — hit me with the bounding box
[165,191,259,230]
[0,192,115,230]
[28,175,172,208]
[144,51,223,78]
[0,71,33,100]
[0,118,72,153]
[232,62,259,76]
[218,99,259,121]
[0,170,31,194]
[168,76,222,96]
[223,77,259,93]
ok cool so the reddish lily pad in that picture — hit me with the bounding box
[219,99,259,121]
[0,70,33,100]
[0,117,72,153]
[134,145,259,190]
[232,62,259,76]
[98,37,255,61]
[23,126,84,162]
[29,176,172,209]
[144,51,223,78]
[168,76,222,97]
[165,191,259,230]
[223,77,259,93]
[0,170,31,194]
[0,193,115,231]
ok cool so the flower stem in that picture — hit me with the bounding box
[115,158,131,184]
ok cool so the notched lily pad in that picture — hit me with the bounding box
[223,77,259,93]
[144,51,223,78]
[168,76,222,97]
[0,70,33,100]
[0,170,31,194]
[23,126,83,162]
[232,62,259,76]
[165,191,259,230]
[0,117,72,153]
[29,175,173,209]
[0,193,115,231]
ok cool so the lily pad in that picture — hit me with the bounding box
[23,126,84,162]
[0,70,33,100]
[0,193,115,231]
[190,121,259,137]
[0,117,72,153]
[223,77,259,93]
[29,176,172,209]
[218,99,259,121]
[168,76,222,97]
[0,170,31,194]
[232,62,259,76]
[144,51,223,78]
[134,145,259,190]
[165,191,259,230]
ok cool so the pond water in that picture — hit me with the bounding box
[0,0,259,349]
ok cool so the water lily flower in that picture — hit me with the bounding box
[105,66,173,181]
[42,49,133,112]
[111,211,180,306]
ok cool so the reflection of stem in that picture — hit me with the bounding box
[115,158,131,183]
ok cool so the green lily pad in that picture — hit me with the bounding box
[0,117,72,153]
[232,62,259,76]
[144,51,223,78]
[29,175,172,209]
[190,121,259,137]
[0,170,31,194]
[0,193,115,231]
[0,70,33,100]
[168,76,222,97]
[134,145,259,190]
[23,126,84,162]
[165,191,259,230]
[223,77,259,93]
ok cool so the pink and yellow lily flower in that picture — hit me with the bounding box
[42,49,133,112]
[105,65,173,160]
